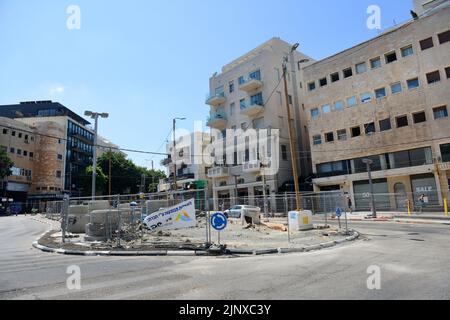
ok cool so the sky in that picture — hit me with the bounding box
[0,0,412,171]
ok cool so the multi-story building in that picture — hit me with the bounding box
[205,38,314,210]
[0,101,117,200]
[0,116,66,210]
[158,132,211,192]
[302,0,450,210]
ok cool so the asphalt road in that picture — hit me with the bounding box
[0,215,449,300]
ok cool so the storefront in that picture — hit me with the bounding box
[353,179,390,211]
[410,173,439,206]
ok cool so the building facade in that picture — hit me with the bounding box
[0,101,117,202]
[302,1,450,211]
[205,38,314,210]
[158,131,211,193]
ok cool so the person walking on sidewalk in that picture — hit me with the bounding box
[346,195,353,214]
[418,194,426,214]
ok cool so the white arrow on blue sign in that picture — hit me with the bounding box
[211,213,228,231]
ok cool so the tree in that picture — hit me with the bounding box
[78,165,107,197]
[0,148,13,180]
[96,151,166,195]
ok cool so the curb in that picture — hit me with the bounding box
[32,229,360,257]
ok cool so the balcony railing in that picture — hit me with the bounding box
[240,101,264,117]
[207,166,230,178]
[207,112,227,128]
[205,92,226,106]
[238,76,263,92]
[243,160,261,173]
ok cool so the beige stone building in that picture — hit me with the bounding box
[301,0,450,210]
[0,117,65,210]
[205,37,314,210]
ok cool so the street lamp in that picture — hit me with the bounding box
[362,158,377,218]
[282,43,302,211]
[172,117,186,192]
[84,110,109,200]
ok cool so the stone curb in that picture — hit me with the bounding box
[32,229,360,257]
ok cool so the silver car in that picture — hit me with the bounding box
[224,205,261,220]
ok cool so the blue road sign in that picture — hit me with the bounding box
[211,212,228,231]
[335,207,342,218]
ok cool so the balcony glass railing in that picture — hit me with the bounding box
[240,101,264,111]
[238,75,262,86]
[207,112,227,123]
[205,92,225,103]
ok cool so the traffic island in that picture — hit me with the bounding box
[32,216,360,257]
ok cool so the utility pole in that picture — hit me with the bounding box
[172,117,186,193]
[362,158,377,218]
[108,147,112,196]
[282,43,302,211]
[261,163,268,218]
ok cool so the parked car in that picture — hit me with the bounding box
[224,205,261,223]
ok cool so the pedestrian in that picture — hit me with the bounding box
[346,195,353,214]
[418,194,425,214]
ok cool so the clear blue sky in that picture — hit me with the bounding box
[0,0,412,170]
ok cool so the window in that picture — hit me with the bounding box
[325,132,334,143]
[337,129,347,141]
[2,129,7,134]
[438,30,450,44]
[446,67,450,79]
[229,81,234,93]
[347,96,357,107]
[401,45,414,57]
[319,77,327,87]
[17,149,22,155]
[29,152,34,158]
[10,147,14,153]
[238,76,245,85]
[281,145,288,160]
[249,69,261,81]
[351,126,361,137]
[57,154,63,160]
[420,37,434,50]
[330,72,339,82]
[343,68,353,78]
[56,171,62,178]
[379,118,392,132]
[385,51,397,64]
[433,106,448,119]
[230,103,235,116]
[375,87,387,99]
[360,92,372,103]
[288,95,293,105]
[426,70,441,84]
[310,108,319,119]
[413,111,427,124]
[370,57,381,69]
[23,151,28,156]
[322,104,331,114]
[391,82,402,94]
[18,133,22,138]
[12,131,16,136]
[440,144,450,162]
[313,135,322,145]
[364,122,376,135]
[407,78,420,90]
[355,62,367,74]
[308,82,316,91]
[250,92,263,105]
[396,115,409,128]
[334,101,344,111]
[239,99,246,109]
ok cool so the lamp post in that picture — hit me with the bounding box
[172,117,186,193]
[282,43,302,211]
[362,158,377,218]
[84,111,109,200]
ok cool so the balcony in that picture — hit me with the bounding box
[238,76,263,92]
[207,112,227,129]
[207,166,229,178]
[205,92,226,106]
[243,160,261,173]
[240,102,264,117]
